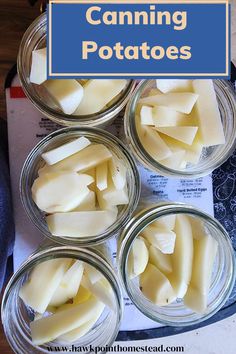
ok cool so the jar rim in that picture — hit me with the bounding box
[17,13,136,127]
[20,126,141,246]
[124,79,236,178]
[118,202,236,326]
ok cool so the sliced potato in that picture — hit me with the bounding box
[140,106,154,125]
[152,215,176,230]
[72,191,96,211]
[49,261,84,307]
[156,79,192,93]
[128,237,149,278]
[160,150,186,169]
[30,48,47,85]
[140,264,176,306]
[46,209,118,237]
[30,297,104,345]
[149,245,172,275]
[32,172,93,213]
[142,225,176,254]
[41,137,91,165]
[96,161,108,191]
[141,126,172,161]
[152,106,187,127]
[108,155,127,190]
[155,126,198,146]
[139,92,199,114]
[170,214,193,298]
[19,259,71,314]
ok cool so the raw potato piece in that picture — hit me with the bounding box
[155,126,198,146]
[49,261,84,307]
[152,215,176,231]
[73,285,92,304]
[44,80,84,115]
[46,209,118,237]
[57,303,105,343]
[140,264,176,306]
[108,156,127,190]
[30,48,47,85]
[96,161,108,191]
[142,225,176,254]
[156,79,192,93]
[152,106,187,127]
[160,150,186,169]
[72,191,96,211]
[75,79,127,115]
[19,259,71,313]
[163,135,203,165]
[139,93,199,114]
[41,137,91,165]
[193,80,225,146]
[38,144,112,174]
[128,237,149,278]
[82,276,115,311]
[141,126,172,161]
[85,264,103,284]
[30,298,104,345]
[32,172,93,213]
[184,233,218,313]
[140,106,154,125]
[149,245,172,274]
[170,214,193,298]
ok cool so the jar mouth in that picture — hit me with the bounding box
[17,13,136,127]
[20,126,141,246]
[118,203,236,327]
[1,246,123,353]
[125,79,236,178]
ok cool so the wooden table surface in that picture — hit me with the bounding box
[0,1,236,353]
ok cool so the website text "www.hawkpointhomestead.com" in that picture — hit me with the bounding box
[47,344,185,353]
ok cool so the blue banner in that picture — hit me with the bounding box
[47,1,230,78]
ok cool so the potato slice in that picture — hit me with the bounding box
[38,144,112,174]
[142,225,176,254]
[72,191,96,211]
[74,79,127,115]
[46,209,118,237]
[82,276,115,311]
[128,237,149,278]
[149,245,172,275]
[73,285,92,304]
[108,155,127,190]
[84,264,103,284]
[170,215,193,298]
[19,259,71,313]
[152,215,176,230]
[96,161,108,191]
[57,303,105,343]
[32,172,93,213]
[162,134,203,165]
[156,79,192,93]
[155,126,198,146]
[41,137,91,165]
[184,234,217,313]
[140,264,176,306]
[192,80,225,146]
[30,297,104,345]
[141,126,172,161]
[44,80,84,115]
[102,183,129,206]
[152,106,187,127]
[139,93,198,114]
[160,150,186,169]
[49,261,84,307]
[30,48,47,85]
[140,106,154,125]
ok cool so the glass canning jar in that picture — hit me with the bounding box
[20,126,140,246]
[118,202,236,327]
[1,245,123,354]
[17,13,136,128]
[124,79,236,178]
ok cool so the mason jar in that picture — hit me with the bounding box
[1,245,123,354]
[118,202,236,326]
[124,79,236,178]
[20,126,140,246]
[17,13,136,128]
